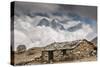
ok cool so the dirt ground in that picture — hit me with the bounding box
[12,50,97,65]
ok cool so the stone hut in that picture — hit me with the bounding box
[41,39,97,63]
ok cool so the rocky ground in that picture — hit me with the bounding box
[11,39,97,65]
[12,52,97,65]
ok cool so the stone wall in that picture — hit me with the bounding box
[53,50,63,62]
[71,40,96,59]
[41,40,96,63]
[41,51,49,63]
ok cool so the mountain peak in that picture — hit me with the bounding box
[37,18,65,31]
[51,19,65,30]
[37,18,50,26]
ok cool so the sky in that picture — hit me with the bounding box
[12,1,97,51]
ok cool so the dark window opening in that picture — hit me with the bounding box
[62,49,66,55]
[48,51,53,63]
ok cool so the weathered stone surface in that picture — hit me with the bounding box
[53,50,63,62]
[41,39,97,63]
[17,45,26,54]
[13,39,97,65]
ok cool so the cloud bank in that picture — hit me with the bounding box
[14,15,97,51]
[12,2,97,51]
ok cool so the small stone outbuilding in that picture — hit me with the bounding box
[41,39,97,63]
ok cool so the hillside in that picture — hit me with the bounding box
[11,39,97,65]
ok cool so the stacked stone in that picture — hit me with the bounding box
[53,50,63,62]
[72,40,95,59]
[41,51,49,63]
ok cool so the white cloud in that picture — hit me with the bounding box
[63,21,81,29]
[14,15,96,51]
[14,30,32,51]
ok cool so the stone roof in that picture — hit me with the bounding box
[43,40,82,51]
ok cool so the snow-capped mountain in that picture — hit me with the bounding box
[37,18,50,26]
[85,32,97,41]
[14,15,97,51]
[37,18,65,31]
[67,23,82,32]
[50,19,65,30]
